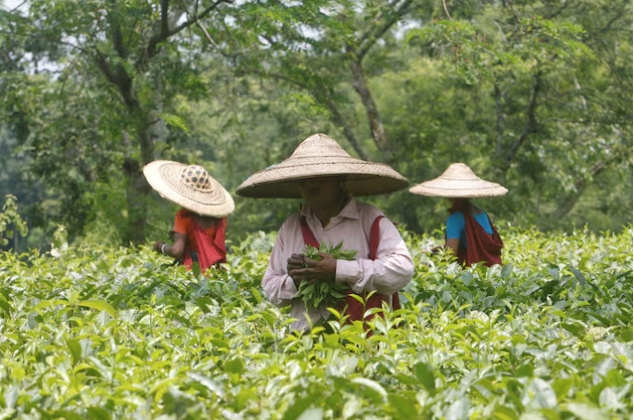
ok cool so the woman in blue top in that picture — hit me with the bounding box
[410,163,507,266]
[445,198,494,255]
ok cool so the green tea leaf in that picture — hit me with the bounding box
[0,298,12,316]
[76,300,116,318]
[414,362,436,394]
[86,407,112,420]
[225,358,244,374]
[66,338,82,365]
[388,393,418,419]
[282,395,320,420]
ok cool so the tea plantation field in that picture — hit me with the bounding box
[0,227,631,419]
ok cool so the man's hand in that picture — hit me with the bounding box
[289,252,337,284]
[287,253,306,272]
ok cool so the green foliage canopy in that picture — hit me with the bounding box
[0,0,631,246]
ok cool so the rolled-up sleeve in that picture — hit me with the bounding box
[262,223,299,307]
[335,218,414,295]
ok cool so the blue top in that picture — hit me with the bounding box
[446,211,493,248]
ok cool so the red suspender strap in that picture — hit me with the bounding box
[368,216,400,311]
[368,216,382,260]
[299,217,320,248]
[343,215,400,323]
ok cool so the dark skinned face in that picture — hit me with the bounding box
[298,176,344,211]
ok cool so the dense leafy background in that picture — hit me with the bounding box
[0,0,631,250]
[0,226,631,419]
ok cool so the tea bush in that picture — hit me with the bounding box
[0,226,631,419]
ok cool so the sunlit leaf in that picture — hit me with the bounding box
[76,300,116,318]
[350,378,387,403]
[187,372,225,399]
[566,402,608,420]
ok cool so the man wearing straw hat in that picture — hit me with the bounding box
[237,133,414,333]
[143,161,235,271]
[409,163,507,267]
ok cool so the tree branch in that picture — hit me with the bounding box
[93,47,139,113]
[9,0,27,12]
[323,95,371,162]
[93,48,115,84]
[544,1,570,19]
[499,71,541,174]
[492,20,509,44]
[112,22,127,59]
[442,0,453,21]
[107,0,128,59]
[160,0,170,36]
[357,0,413,59]
[494,70,542,182]
[177,0,231,56]
[601,2,627,33]
[264,70,370,161]
[265,71,310,90]
[350,57,393,163]
[139,0,233,69]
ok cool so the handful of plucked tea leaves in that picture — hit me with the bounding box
[295,241,357,309]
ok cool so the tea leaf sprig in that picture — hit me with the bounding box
[295,241,357,308]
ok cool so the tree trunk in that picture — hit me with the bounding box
[494,71,542,182]
[117,98,154,244]
[322,93,371,161]
[122,155,151,245]
[350,58,393,163]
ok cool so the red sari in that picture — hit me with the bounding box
[177,210,227,271]
[450,210,503,267]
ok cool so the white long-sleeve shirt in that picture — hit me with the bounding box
[262,198,414,332]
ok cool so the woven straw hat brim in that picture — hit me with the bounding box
[237,165,409,198]
[143,160,235,217]
[409,163,508,198]
[409,182,508,198]
[236,133,408,198]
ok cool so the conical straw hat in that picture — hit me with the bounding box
[236,133,408,198]
[143,160,235,217]
[409,163,508,198]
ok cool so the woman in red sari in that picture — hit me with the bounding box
[410,163,507,267]
[143,161,235,271]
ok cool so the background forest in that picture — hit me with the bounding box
[0,0,632,251]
